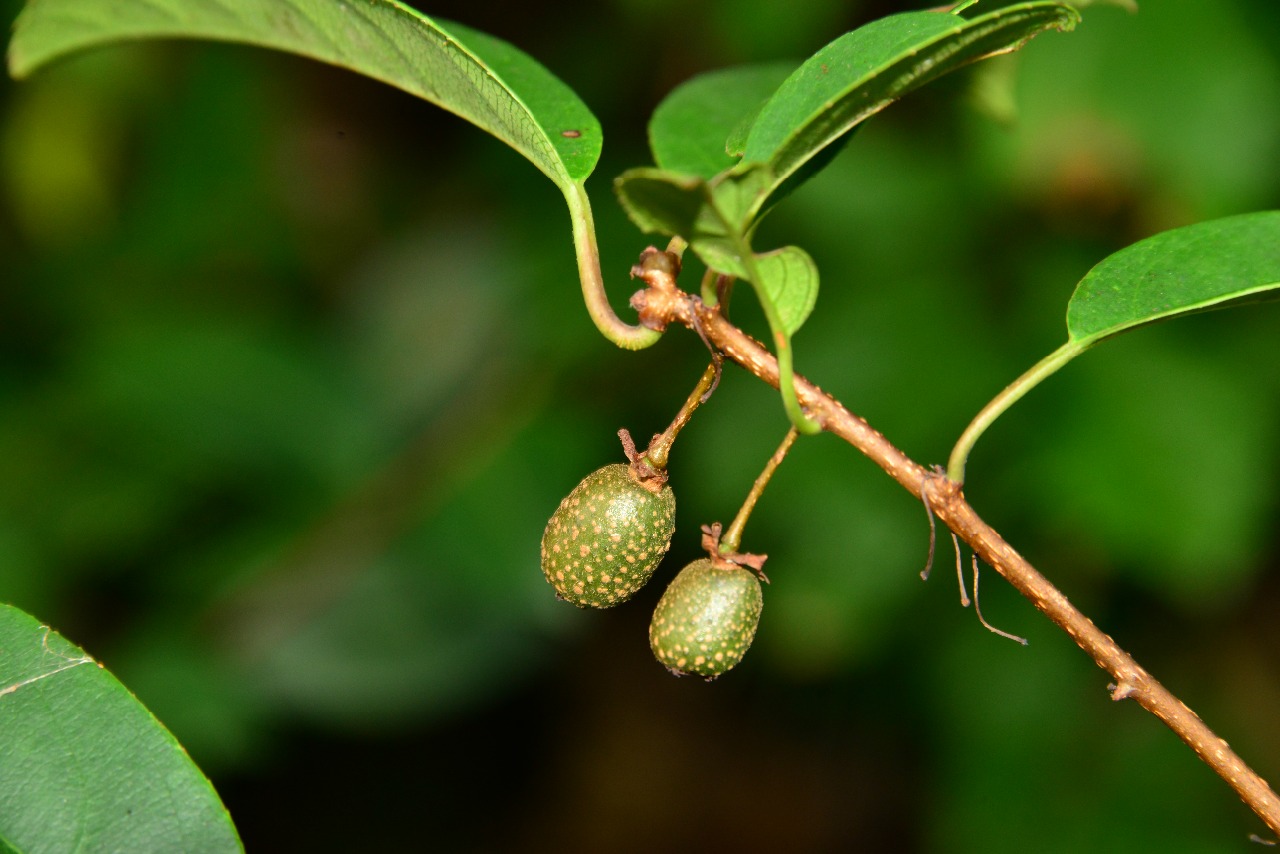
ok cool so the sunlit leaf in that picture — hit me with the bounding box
[649,62,795,179]
[1067,211,1280,345]
[0,604,241,853]
[7,0,600,189]
[738,2,1079,216]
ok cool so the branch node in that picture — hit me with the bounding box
[1110,681,1138,702]
[629,246,682,331]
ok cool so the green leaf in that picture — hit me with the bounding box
[649,63,796,179]
[613,167,753,279]
[948,211,1280,484]
[740,246,823,434]
[1067,211,1280,345]
[754,245,819,337]
[613,167,820,430]
[6,0,600,189]
[740,2,1079,211]
[612,170,818,335]
[0,604,240,853]
[614,168,709,241]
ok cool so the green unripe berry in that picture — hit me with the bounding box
[649,558,763,679]
[541,462,675,608]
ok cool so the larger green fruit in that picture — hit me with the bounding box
[649,558,763,679]
[541,462,675,608]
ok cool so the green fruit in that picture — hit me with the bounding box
[649,558,763,679]
[541,462,675,608]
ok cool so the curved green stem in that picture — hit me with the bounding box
[737,251,822,435]
[775,331,822,435]
[564,181,663,351]
[721,427,800,553]
[947,339,1086,484]
[665,235,688,261]
[645,361,719,470]
[699,269,720,306]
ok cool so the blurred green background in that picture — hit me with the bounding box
[2,0,1279,849]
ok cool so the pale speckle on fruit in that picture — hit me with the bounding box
[649,558,763,678]
[541,463,676,609]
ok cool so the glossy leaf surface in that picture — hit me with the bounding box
[648,63,795,179]
[626,3,1077,259]
[739,2,1079,213]
[0,605,240,853]
[1067,211,1280,345]
[7,0,600,189]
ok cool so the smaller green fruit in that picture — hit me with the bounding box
[649,558,763,679]
[541,462,675,608]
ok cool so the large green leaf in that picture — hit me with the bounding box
[1067,211,1280,345]
[948,211,1280,483]
[738,2,1079,217]
[625,3,1078,259]
[6,0,600,189]
[0,604,241,853]
[648,63,796,179]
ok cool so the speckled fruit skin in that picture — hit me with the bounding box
[649,558,763,679]
[541,463,675,608]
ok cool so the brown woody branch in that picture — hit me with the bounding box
[630,248,1280,836]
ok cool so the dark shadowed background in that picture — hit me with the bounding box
[2,0,1279,850]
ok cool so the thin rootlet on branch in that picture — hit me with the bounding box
[628,245,1280,838]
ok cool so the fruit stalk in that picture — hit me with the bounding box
[644,361,720,470]
[720,427,799,554]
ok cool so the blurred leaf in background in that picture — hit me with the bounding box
[2,0,1279,850]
